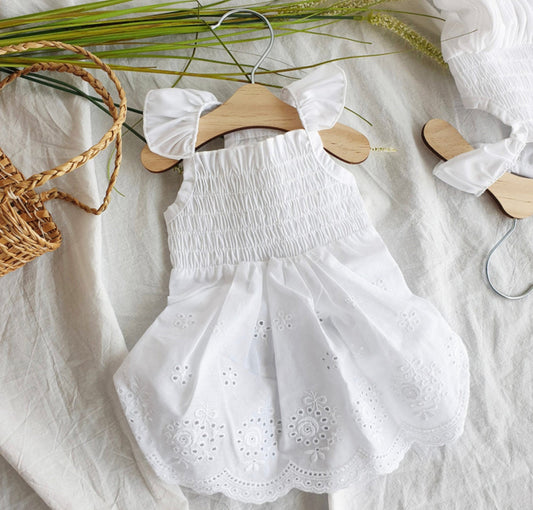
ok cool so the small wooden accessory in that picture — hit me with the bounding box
[422,118,533,219]
[0,41,127,277]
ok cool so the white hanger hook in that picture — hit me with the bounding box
[210,8,274,84]
[485,218,533,300]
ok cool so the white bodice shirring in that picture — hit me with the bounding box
[114,64,470,503]
[164,129,368,269]
[432,0,533,196]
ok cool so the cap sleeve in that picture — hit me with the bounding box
[280,62,347,132]
[144,88,221,159]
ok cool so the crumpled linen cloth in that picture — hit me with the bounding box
[1,1,532,509]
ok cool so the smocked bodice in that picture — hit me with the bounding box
[164,129,369,269]
[141,62,371,269]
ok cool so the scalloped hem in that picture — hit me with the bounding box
[144,375,469,504]
[115,288,471,503]
[149,431,464,504]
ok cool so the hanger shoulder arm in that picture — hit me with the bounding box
[488,173,533,219]
[422,118,474,160]
[320,123,370,164]
[422,118,533,219]
[141,145,179,173]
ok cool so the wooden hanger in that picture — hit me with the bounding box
[141,94,371,172]
[142,9,370,173]
[422,118,533,219]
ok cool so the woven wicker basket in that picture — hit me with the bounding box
[0,41,127,277]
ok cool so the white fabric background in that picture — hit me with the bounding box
[1,1,532,508]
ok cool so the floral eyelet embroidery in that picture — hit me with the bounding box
[445,334,467,370]
[171,364,192,386]
[398,309,420,332]
[287,391,338,463]
[351,380,389,442]
[321,351,338,370]
[273,311,294,331]
[372,278,388,291]
[344,296,356,308]
[174,312,195,329]
[146,451,177,481]
[222,366,238,386]
[253,319,272,340]
[236,405,282,472]
[394,358,446,420]
[164,405,225,467]
[116,377,152,443]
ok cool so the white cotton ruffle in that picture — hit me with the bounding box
[144,88,221,160]
[280,63,347,132]
[433,134,526,196]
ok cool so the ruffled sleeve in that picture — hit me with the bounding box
[280,62,347,132]
[433,136,526,197]
[434,0,533,61]
[144,88,221,160]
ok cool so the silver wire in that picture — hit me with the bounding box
[485,218,533,300]
[210,8,274,84]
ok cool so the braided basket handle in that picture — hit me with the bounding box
[0,41,127,215]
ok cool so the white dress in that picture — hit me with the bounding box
[113,63,470,503]
[431,0,533,195]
